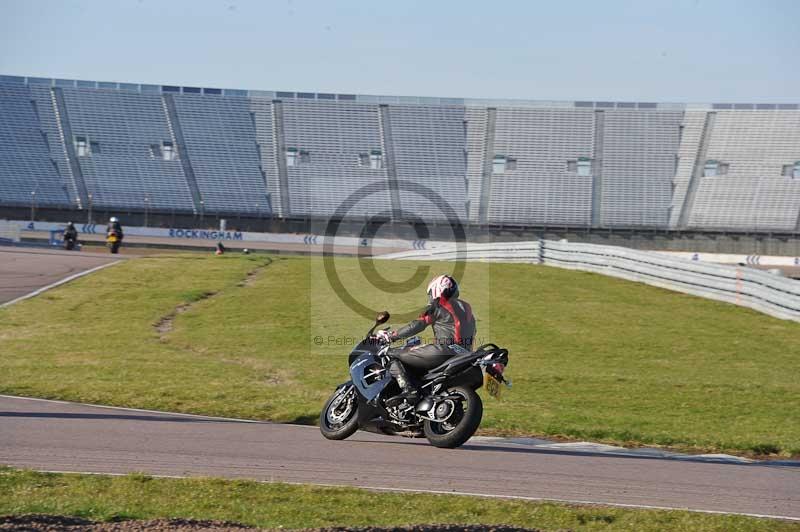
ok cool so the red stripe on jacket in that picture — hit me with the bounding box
[439,297,462,344]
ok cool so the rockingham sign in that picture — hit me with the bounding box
[168,228,244,240]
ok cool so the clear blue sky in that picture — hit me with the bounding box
[1,0,798,103]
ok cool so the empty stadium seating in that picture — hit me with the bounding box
[280,99,391,218]
[487,106,595,226]
[171,94,270,214]
[0,82,72,206]
[1,75,799,233]
[387,104,468,222]
[688,110,800,231]
[599,109,683,227]
[60,87,195,212]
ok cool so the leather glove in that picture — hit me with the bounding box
[375,329,394,344]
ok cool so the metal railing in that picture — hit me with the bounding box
[380,240,800,322]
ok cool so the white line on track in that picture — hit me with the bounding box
[25,469,800,522]
[0,260,120,308]
[0,394,265,424]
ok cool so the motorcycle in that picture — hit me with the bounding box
[63,234,78,251]
[320,311,511,448]
[106,231,121,254]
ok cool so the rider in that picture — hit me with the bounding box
[106,217,124,254]
[63,222,78,250]
[376,274,476,404]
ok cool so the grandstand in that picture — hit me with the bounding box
[1,74,799,234]
[279,99,389,218]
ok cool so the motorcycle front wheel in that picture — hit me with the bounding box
[423,386,483,449]
[319,385,359,440]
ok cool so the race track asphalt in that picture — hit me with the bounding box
[1,396,798,520]
[0,247,120,305]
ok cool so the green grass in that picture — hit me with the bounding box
[0,253,798,456]
[1,468,796,531]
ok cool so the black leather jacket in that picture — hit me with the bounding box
[394,298,476,350]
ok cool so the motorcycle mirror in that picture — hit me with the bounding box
[375,311,390,324]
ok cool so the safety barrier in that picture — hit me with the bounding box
[0,220,21,243]
[380,241,543,263]
[6,220,445,250]
[380,240,800,323]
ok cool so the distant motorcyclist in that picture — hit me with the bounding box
[106,216,124,254]
[63,222,78,251]
[376,274,476,404]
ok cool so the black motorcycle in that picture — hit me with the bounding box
[320,311,510,448]
[63,234,78,251]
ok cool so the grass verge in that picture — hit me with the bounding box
[0,253,798,456]
[0,468,796,531]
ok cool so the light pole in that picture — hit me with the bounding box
[87,193,93,224]
[30,191,36,222]
[200,199,205,225]
[144,194,150,227]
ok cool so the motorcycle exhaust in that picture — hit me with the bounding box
[414,397,434,413]
[415,398,456,422]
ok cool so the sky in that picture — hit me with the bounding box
[1,0,798,103]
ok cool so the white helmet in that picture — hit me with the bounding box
[110,217,118,223]
[427,274,458,302]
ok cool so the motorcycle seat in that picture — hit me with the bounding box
[390,347,453,372]
[423,351,482,379]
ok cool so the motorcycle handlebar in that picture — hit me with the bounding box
[366,334,391,346]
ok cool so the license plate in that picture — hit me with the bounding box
[484,372,502,399]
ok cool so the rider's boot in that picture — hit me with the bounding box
[387,360,420,406]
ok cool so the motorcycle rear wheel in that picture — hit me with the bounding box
[319,385,359,440]
[423,386,483,449]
